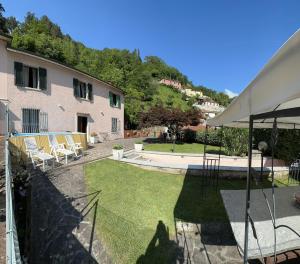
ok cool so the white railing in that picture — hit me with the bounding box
[5,138,21,263]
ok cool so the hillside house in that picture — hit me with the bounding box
[159,79,183,90]
[0,34,124,140]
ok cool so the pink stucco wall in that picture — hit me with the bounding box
[0,40,124,140]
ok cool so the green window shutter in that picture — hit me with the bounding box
[88,83,93,101]
[39,67,47,90]
[117,95,121,108]
[82,82,87,98]
[14,61,24,86]
[73,78,79,97]
[109,91,113,106]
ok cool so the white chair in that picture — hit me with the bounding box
[65,134,83,157]
[48,134,75,164]
[24,137,54,171]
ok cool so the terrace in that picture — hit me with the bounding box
[4,130,298,263]
[3,30,300,264]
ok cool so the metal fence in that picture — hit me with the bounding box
[3,101,22,263]
[5,139,21,263]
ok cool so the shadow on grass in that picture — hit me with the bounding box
[172,168,243,263]
[136,220,184,264]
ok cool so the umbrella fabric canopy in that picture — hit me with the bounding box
[207,29,300,129]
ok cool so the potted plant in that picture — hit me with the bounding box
[90,132,98,144]
[134,140,143,151]
[112,144,124,160]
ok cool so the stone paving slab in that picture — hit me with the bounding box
[175,221,243,264]
[29,138,146,263]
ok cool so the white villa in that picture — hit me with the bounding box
[193,98,225,118]
[0,33,124,140]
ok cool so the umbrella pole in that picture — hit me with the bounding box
[244,115,253,264]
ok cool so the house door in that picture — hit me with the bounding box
[77,116,88,133]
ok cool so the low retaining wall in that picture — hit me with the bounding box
[9,133,88,162]
[120,150,288,179]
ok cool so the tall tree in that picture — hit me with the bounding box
[0,3,8,33]
[5,16,18,34]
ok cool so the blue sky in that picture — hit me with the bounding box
[2,0,300,96]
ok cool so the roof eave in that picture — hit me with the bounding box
[7,46,124,94]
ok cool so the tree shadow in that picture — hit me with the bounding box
[136,220,184,264]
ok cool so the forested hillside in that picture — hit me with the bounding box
[0,4,230,128]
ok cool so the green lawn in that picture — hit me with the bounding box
[84,159,277,263]
[143,142,221,154]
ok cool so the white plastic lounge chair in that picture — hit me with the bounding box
[65,134,83,157]
[24,137,54,171]
[48,134,75,164]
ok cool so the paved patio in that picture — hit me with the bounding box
[29,137,143,263]
[13,137,296,263]
[65,137,148,166]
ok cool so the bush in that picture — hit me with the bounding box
[253,128,300,163]
[196,129,221,146]
[222,128,248,156]
[112,144,123,150]
[183,129,196,143]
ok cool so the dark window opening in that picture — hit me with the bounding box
[22,108,40,133]
[24,65,38,89]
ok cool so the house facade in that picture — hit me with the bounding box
[0,34,124,140]
[193,98,225,119]
[159,79,183,90]
[184,88,203,98]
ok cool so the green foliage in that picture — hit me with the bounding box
[197,85,231,106]
[196,129,221,146]
[2,8,228,127]
[112,144,124,150]
[5,16,18,34]
[183,129,196,143]
[197,128,248,156]
[0,3,7,33]
[152,85,190,111]
[222,128,248,156]
[253,128,300,163]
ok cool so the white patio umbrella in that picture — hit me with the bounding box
[206,29,300,263]
[207,29,300,129]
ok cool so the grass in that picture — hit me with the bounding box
[84,159,279,263]
[143,142,221,154]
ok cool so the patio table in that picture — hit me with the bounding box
[221,186,300,259]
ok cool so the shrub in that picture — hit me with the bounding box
[196,129,221,146]
[221,128,248,156]
[253,128,300,163]
[135,140,143,144]
[112,144,123,150]
[183,129,196,143]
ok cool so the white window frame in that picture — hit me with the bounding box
[23,64,40,90]
[112,117,120,133]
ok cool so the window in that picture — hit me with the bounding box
[22,108,40,133]
[111,118,120,133]
[14,62,47,90]
[73,78,93,100]
[39,112,48,132]
[22,109,48,133]
[109,92,121,108]
[23,65,38,88]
